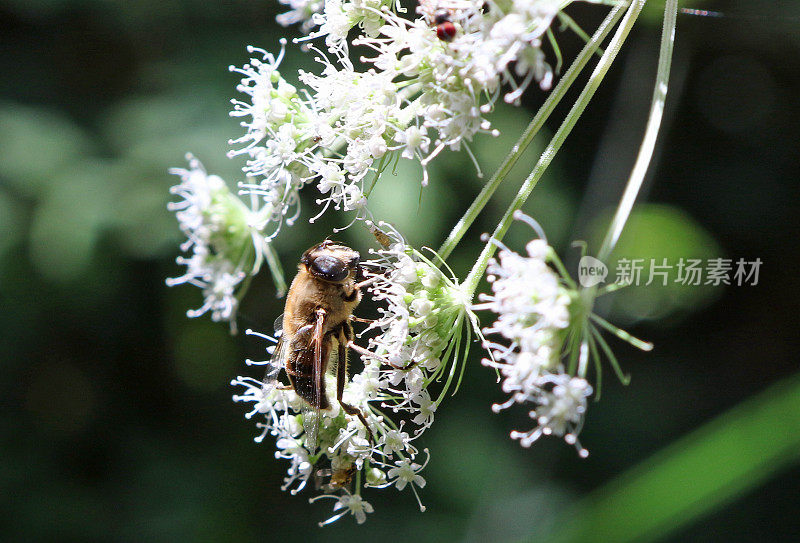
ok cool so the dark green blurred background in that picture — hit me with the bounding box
[1,1,798,541]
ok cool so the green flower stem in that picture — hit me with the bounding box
[557,11,600,56]
[579,0,677,331]
[549,249,579,291]
[436,1,628,262]
[463,0,646,298]
[263,241,287,297]
[541,372,800,543]
[596,0,678,263]
[590,312,653,351]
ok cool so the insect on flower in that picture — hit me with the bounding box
[433,9,457,41]
[315,464,357,492]
[268,241,381,448]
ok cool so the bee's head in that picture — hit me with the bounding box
[301,240,362,283]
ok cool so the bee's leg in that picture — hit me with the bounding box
[346,341,389,364]
[282,324,306,390]
[313,308,327,412]
[336,323,375,445]
[345,340,419,371]
[354,275,382,290]
[349,316,375,324]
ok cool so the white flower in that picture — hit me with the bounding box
[327,492,375,525]
[395,125,430,159]
[533,375,592,438]
[186,268,244,324]
[349,366,380,401]
[232,313,427,524]
[228,43,321,237]
[411,390,437,427]
[342,184,367,211]
[382,428,411,457]
[362,223,479,437]
[387,458,426,491]
[312,0,354,52]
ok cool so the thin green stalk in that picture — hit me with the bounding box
[590,324,631,385]
[263,241,287,297]
[557,11,603,56]
[597,0,678,263]
[436,1,628,262]
[464,0,646,298]
[546,28,564,73]
[590,312,653,351]
[586,331,604,399]
[549,250,579,290]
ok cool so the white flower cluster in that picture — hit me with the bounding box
[226,0,583,239]
[364,222,474,429]
[231,358,430,524]
[228,43,321,237]
[231,360,427,526]
[477,226,592,456]
[166,155,271,331]
[230,224,475,524]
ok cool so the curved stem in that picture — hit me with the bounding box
[436,1,628,262]
[463,0,646,298]
[262,241,287,297]
[596,0,678,263]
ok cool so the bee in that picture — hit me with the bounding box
[314,464,357,492]
[327,465,356,489]
[270,240,377,448]
[366,220,393,249]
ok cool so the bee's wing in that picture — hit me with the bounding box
[302,308,328,453]
[298,386,321,453]
[263,337,285,386]
[273,313,284,336]
[262,314,285,387]
[313,467,332,491]
[299,394,323,453]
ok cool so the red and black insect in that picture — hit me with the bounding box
[433,9,457,41]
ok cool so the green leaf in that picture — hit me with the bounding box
[540,373,800,543]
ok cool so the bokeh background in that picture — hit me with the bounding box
[1,0,798,541]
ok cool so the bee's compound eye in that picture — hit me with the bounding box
[310,255,349,282]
